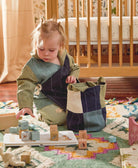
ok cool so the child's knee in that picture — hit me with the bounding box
[38,105,66,125]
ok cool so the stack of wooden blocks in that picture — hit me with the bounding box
[78,130,87,149]
[9,120,40,141]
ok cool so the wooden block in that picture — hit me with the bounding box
[0,142,3,147]
[30,131,40,141]
[0,113,18,130]
[9,127,19,134]
[18,120,29,130]
[79,130,87,139]
[21,151,31,164]
[19,129,28,139]
[50,125,58,141]
[0,112,15,116]
[29,124,36,130]
[0,142,4,151]
[108,136,116,143]
[50,131,58,141]
[78,139,87,149]
[21,131,31,141]
[50,125,58,132]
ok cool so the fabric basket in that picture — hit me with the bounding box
[66,77,106,132]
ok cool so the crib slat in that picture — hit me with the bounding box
[73,0,76,17]
[46,0,58,20]
[82,0,85,17]
[76,0,80,65]
[134,0,136,16]
[116,0,119,64]
[123,0,127,61]
[130,0,133,66]
[87,0,91,68]
[108,0,112,67]
[124,0,127,16]
[54,0,58,20]
[97,0,101,67]
[56,0,59,19]
[91,0,93,17]
[46,0,51,19]
[116,0,119,16]
[119,0,123,66]
[45,0,47,19]
[65,0,69,52]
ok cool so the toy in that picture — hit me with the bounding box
[19,129,28,139]
[9,127,19,134]
[21,151,31,164]
[79,130,87,139]
[50,125,58,141]
[30,130,40,141]
[0,113,18,130]
[29,124,36,130]
[78,130,87,149]
[19,120,29,130]
[9,119,40,141]
[108,136,116,143]
[129,116,138,145]
[78,139,87,149]
[0,147,25,167]
[21,131,31,141]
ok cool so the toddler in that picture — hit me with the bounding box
[16,18,80,125]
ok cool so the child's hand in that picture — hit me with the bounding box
[16,108,35,119]
[66,76,76,84]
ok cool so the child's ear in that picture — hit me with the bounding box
[59,44,62,51]
[58,47,62,55]
[58,45,64,55]
[60,41,65,50]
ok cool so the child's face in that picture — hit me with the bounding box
[37,31,61,63]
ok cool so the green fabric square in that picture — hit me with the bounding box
[83,109,105,132]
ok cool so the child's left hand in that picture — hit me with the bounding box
[66,76,76,84]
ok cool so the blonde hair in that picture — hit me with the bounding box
[32,18,66,53]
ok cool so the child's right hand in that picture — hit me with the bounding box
[66,75,77,84]
[16,107,35,119]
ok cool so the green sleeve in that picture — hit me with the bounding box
[17,65,38,111]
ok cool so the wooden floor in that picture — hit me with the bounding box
[0,82,18,102]
[0,77,138,102]
[80,77,138,99]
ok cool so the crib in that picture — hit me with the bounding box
[45,0,138,77]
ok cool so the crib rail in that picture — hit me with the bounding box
[46,0,138,77]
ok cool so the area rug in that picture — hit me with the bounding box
[45,134,119,160]
[120,144,138,168]
[0,98,138,168]
[0,145,54,168]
